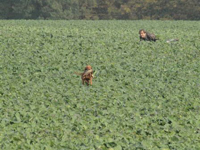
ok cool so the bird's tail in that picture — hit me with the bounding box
[74,72,83,76]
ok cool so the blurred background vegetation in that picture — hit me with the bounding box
[0,0,199,20]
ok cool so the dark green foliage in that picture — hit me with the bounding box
[0,0,199,20]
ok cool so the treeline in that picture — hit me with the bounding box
[0,0,199,20]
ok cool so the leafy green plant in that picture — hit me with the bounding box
[0,20,199,149]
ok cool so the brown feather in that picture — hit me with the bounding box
[83,69,93,76]
[74,72,83,76]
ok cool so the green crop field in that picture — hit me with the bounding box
[0,20,200,150]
